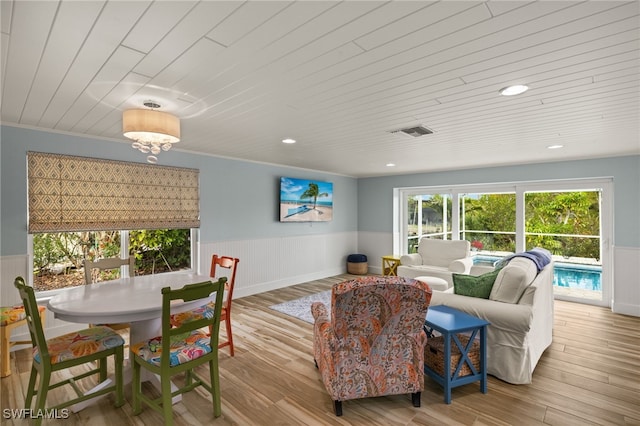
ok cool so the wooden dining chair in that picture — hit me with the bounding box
[14,277,124,425]
[85,256,135,335]
[0,305,46,377]
[170,255,239,356]
[131,277,227,425]
[84,256,135,284]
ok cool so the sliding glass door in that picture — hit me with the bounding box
[397,179,612,306]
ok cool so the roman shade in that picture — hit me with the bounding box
[27,152,199,233]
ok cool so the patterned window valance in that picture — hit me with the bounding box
[27,152,200,233]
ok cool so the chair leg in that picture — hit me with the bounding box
[225,316,234,356]
[131,360,142,415]
[161,373,174,426]
[98,357,107,382]
[334,400,343,416]
[34,371,51,426]
[412,391,421,407]
[113,346,124,407]
[209,358,222,417]
[25,365,38,408]
[0,325,11,377]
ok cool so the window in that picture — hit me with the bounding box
[405,193,452,253]
[26,152,200,293]
[397,178,612,307]
[32,229,194,292]
[461,192,516,254]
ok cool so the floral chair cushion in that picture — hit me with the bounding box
[1,305,46,326]
[33,326,124,364]
[311,276,432,403]
[170,302,216,328]
[131,330,212,367]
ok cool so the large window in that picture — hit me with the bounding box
[32,229,194,292]
[27,152,200,293]
[461,192,516,254]
[397,179,612,306]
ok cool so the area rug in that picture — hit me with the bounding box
[269,290,331,324]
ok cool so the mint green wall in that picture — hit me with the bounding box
[357,156,640,248]
[0,125,358,256]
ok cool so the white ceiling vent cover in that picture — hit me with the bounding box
[389,125,434,138]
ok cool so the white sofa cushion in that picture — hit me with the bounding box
[490,257,538,303]
[418,239,470,268]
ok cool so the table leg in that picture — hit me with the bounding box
[443,331,452,404]
[480,326,488,394]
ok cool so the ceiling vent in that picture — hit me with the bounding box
[388,125,434,138]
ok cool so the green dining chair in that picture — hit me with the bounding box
[131,277,226,425]
[13,277,124,425]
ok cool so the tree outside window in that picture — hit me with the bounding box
[33,229,191,292]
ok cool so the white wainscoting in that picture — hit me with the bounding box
[613,246,640,317]
[357,231,395,275]
[201,231,358,298]
[1,231,359,344]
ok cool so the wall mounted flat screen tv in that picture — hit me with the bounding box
[280,177,333,222]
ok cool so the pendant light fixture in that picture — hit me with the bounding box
[123,101,180,164]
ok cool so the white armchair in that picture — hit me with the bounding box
[397,239,473,287]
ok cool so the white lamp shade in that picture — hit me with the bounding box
[123,109,180,144]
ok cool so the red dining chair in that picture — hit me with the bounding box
[171,255,239,356]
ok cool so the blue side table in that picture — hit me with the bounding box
[424,305,490,404]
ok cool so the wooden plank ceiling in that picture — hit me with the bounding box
[1,0,638,177]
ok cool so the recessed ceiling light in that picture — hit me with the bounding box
[500,84,529,96]
[547,144,564,149]
[386,163,396,167]
[282,138,296,144]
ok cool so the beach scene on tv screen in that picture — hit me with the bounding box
[280,177,333,222]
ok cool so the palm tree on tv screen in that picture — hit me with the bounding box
[300,182,328,211]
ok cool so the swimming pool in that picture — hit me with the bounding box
[473,255,602,291]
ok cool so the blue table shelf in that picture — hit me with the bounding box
[424,305,490,404]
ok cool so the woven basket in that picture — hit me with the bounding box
[425,334,480,378]
[347,262,368,275]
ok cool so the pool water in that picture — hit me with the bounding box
[473,255,602,292]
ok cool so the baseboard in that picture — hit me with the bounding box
[233,267,346,299]
[611,301,640,317]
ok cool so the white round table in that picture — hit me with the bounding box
[48,272,213,344]
[47,271,214,411]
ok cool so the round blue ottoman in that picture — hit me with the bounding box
[347,254,368,275]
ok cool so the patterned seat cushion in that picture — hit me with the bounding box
[170,302,216,327]
[131,330,212,367]
[33,326,124,364]
[1,305,46,326]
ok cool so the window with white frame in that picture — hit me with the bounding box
[396,178,612,306]
[27,152,199,293]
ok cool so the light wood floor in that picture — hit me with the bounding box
[2,274,639,425]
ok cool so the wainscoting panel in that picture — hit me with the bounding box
[1,255,29,307]
[613,246,640,317]
[201,231,358,298]
[357,231,395,275]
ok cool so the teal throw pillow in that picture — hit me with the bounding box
[453,269,501,299]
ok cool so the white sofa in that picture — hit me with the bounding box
[429,257,554,384]
[397,239,473,287]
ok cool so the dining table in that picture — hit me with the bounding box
[47,271,214,411]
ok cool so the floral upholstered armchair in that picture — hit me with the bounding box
[311,276,432,416]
